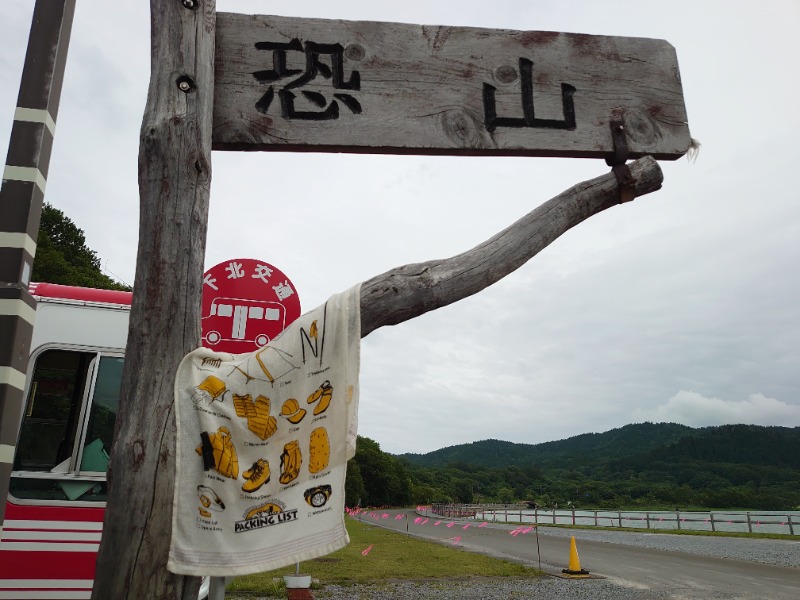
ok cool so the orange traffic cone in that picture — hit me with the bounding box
[561,536,590,576]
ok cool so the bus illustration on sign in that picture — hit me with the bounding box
[201,258,301,355]
[202,297,287,350]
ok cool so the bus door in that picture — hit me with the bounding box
[0,346,123,598]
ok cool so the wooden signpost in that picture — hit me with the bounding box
[213,13,690,159]
[82,4,686,600]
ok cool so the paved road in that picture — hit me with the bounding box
[353,509,800,600]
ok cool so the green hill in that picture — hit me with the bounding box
[641,424,800,469]
[393,423,800,511]
[399,422,694,469]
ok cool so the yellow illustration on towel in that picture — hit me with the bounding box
[279,440,302,484]
[233,393,278,440]
[196,426,239,479]
[308,427,330,474]
[307,380,333,416]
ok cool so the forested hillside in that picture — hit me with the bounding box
[377,423,800,510]
[32,202,129,290]
[400,422,694,469]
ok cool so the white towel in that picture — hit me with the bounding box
[168,285,360,576]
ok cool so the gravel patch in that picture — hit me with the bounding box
[311,576,740,599]
[227,575,784,600]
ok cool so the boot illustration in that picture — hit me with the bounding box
[307,380,333,416]
[242,458,271,493]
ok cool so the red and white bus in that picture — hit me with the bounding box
[202,296,286,351]
[0,283,209,599]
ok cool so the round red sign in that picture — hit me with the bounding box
[201,258,301,353]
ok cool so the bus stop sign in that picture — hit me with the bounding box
[201,258,301,354]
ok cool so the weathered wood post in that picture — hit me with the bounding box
[92,1,216,599]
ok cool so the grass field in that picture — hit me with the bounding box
[227,517,542,596]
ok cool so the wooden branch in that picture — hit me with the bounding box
[360,156,663,336]
[92,1,216,599]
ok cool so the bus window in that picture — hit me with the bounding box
[80,356,123,467]
[10,349,123,502]
[14,349,93,472]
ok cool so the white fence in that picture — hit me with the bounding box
[427,504,798,536]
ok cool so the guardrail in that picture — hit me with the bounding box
[427,503,798,536]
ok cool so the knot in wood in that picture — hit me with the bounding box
[494,65,518,84]
[344,44,366,62]
[441,109,487,149]
[132,440,146,471]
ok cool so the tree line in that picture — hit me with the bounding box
[346,424,800,511]
[32,203,129,290]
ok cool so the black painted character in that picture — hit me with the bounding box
[253,39,362,120]
[483,58,576,133]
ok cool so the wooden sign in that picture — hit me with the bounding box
[213,13,691,159]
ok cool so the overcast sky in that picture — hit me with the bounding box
[2,1,798,454]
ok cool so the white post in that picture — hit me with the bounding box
[209,577,230,600]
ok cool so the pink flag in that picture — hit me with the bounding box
[451,536,462,544]
[421,518,429,525]
[361,544,374,556]
[414,517,423,524]
[434,521,441,526]
[446,522,455,528]
[478,522,488,528]
[462,524,470,530]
